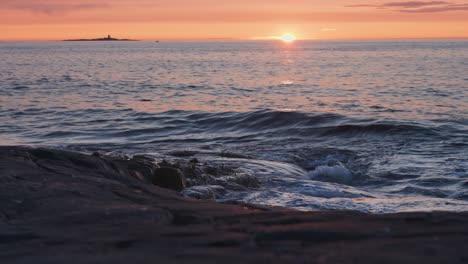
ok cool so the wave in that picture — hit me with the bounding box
[2,109,462,147]
[1,107,467,212]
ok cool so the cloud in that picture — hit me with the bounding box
[398,4,468,12]
[347,1,468,13]
[15,4,108,14]
[383,1,450,8]
[321,28,337,32]
[0,1,108,14]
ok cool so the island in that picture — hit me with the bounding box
[63,34,137,41]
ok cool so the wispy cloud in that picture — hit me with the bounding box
[0,1,108,14]
[347,1,468,13]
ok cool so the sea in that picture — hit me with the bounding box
[1,40,467,213]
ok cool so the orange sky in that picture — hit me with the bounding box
[1,0,468,40]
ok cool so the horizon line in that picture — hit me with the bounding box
[2,36,468,42]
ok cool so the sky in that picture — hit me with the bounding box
[1,0,468,40]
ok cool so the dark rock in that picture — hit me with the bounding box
[182,165,204,179]
[132,155,155,162]
[204,165,219,176]
[220,152,253,159]
[1,146,468,264]
[126,160,159,183]
[69,155,101,169]
[168,150,198,157]
[225,173,260,188]
[158,159,171,167]
[0,233,41,244]
[30,148,62,160]
[153,167,186,191]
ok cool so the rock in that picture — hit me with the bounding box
[220,152,253,159]
[153,167,186,191]
[126,160,159,183]
[204,165,219,176]
[1,146,468,264]
[183,166,204,179]
[132,155,155,162]
[30,148,63,161]
[158,159,171,167]
[225,173,260,188]
[168,150,198,157]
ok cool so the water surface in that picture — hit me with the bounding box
[1,40,467,213]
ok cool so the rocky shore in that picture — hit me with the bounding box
[1,146,467,263]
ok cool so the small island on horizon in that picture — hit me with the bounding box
[63,34,138,41]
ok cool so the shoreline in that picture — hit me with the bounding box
[1,146,467,263]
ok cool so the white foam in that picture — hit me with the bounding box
[307,165,353,183]
[182,185,225,200]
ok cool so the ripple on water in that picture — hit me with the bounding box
[1,40,467,213]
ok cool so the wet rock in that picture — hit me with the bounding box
[104,153,130,161]
[1,146,468,264]
[220,152,253,159]
[30,148,63,161]
[173,161,203,179]
[204,165,219,176]
[126,160,159,183]
[11,150,32,161]
[158,159,173,168]
[153,167,186,191]
[225,173,260,188]
[168,150,198,157]
[132,155,155,162]
[186,174,218,187]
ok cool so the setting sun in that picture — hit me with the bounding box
[281,34,296,43]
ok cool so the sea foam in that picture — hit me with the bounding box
[307,165,353,183]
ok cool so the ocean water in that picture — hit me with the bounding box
[1,40,467,213]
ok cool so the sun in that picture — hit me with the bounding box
[281,33,296,43]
